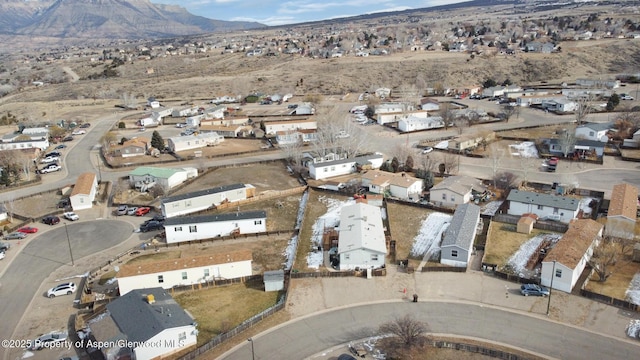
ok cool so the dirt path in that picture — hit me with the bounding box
[62,66,79,82]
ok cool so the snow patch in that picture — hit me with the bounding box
[506,233,562,276]
[434,140,449,149]
[481,200,503,216]
[410,212,452,258]
[625,273,640,305]
[626,319,640,339]
[306,197,356,269]
[508,141,539,158]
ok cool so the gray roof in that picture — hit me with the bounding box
[162,183,245,204]
[547,138,606,148]
[263,269,284,282]
[164,210,267,226]
[506,189,580,211]
[106,288,194,344]
[441,203,480,250]
[577,122,612,132]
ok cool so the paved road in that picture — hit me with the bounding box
[220,302,640,360]
[0,220,134,349]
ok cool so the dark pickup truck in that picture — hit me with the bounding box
[547,157,558,172]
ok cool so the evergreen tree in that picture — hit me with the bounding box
[151,131,165,150]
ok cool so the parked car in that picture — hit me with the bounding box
[79,123,91,128]
[135,206,151,216]
[71,129,86,135]
[520,284,550,297]
[0,242,10,251]
[47,282,76,298]
[30,332,68,350]
[116,205,128,216]
[0,251,5,260]
[57,198,70,209]
[42,215,60,225]
[126,207,138,216]
[62,136,74,142]
[175,123,187,128]
[620,94,634,100]
[63,212,79,221]
[180,129,195,136]
[54,144,67,150]
[546,157,558,172]
[421,146,434,154]
[41,156,60,164]
[46,151,61,157]
[4,232,26,240]
[140,220,163,233]
[39,164,61,174]
[18,226,38,234]
[287,104,298,109]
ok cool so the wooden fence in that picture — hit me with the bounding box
[580,289,639,312]
[215,186,307,210]
[431,339,534,360]
[421,266,467,273]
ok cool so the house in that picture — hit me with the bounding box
[377,110,428,125]
[546,138,605,158]
[70,172,98,211]
[167,132,224,153]
[275,129,317,144]
[307,153,384,180]
[375,88,391,99]
[172,106,199,117]
[263,269,285,292]
[0,134,49,151]
[429,175,486,208]
[360,170,423,201]
[515,94,565,107]
[292,103,314,115]
[606,183,638,240]
[151,107,173,122]
[128,166,198,191]
[203,105,227,119]
[448,133,495,152]
[21,127,49,135]
[87,287,197,360]
[506,189,581,223]
[398,116,444,132]
[264,119,317,135]
[164,211,266,243]
[199,124,246,138]
[561,88,612,100]
[481,85,522,98]
[112,137,150,158]
[337,203,387,270]
[375,102,409,115]
[541,219,603,293]
[575,122,612,142]
[161,183,255,218]
[541,98,577,113]
[576,78,620,89]
[117,250,252,295]
[440,203,481,267]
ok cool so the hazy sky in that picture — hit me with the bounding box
[153,0,467,26]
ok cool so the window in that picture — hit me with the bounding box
[174,226,182,232]
[344,254,350,260]
[442,193,446,200]
[555,269,562,278]
[330,166,335,171]
[323,167,328,172]
[204,269,210,277]
[182,272,188,280]
[254,220,262,225]
[189,225,197,233]
[589,131,595,137]
[450,196,455,202]
[158,275,164,283]
[451,250,458,257]
[186,200,192,207]
[553,207,559,214]
[537,205,543,210]
[178,332,186,341]
[371,254,378,261]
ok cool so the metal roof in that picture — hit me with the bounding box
[441,203,480,250]
[129,166,181,179]
[162,183,246,204]
[164,210,267,226]
[506,189,580,211]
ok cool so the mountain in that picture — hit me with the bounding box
[0,0,264,40]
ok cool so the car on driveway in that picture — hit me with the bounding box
[63,212,79,221]
[520,284,550,297]
[0,242,10,251]
[4,232,26,240]
[79,123,91,128]
[135,207,151,216]
[54,144,67,150]
[30,332,68,350]
[42,215,60,225]
[47,282,76,298]
[620,94,634,100]
[41,156,60,164]
[71,129,86,135]
[116,205,128,216]
[38,164,62,174]
[62,136,74,142]
[18,226,38,234]
[57,198,70,209]
[421,146,434,154]
[126,206,138,216]
[140,220,163,232]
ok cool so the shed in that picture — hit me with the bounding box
[263,270,285,292]
[517,214,537,234]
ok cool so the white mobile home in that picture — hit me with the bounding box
[117,250,253,295]
[172,106,199,117]
[161,183,255,218]
[70,172,98,211]
[440,203,481,267]
[164,211,266,243]
[167,132,224,152]
[397,116,444,132]
[128,166,197,191]
[308,153,384,180]
[506,190,581,223]
[264,119,317,135]
[338,203,387,270]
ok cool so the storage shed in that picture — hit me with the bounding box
[263,270,285,292]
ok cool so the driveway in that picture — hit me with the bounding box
[0,219,134,354]
[220,302,640,360]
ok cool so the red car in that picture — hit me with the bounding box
[18,226,38,234]
[135,207,151,216]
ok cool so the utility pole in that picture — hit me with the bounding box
[247,338,255,360]
[546,260,556,316]
[64,223,75,266]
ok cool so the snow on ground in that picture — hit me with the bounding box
[625,273,640,305]
[283,191,309,270]
[509,141,539,158]
[627,319,640,339]
[409,212,452,259]
[306,197,356,269]
[579,197,595,217]
[506,233,562,276]
[434,140,449,149]
[481,200,503,216]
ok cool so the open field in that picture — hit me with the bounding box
[483,222,560,268]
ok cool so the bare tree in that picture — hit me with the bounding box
[574,97,591,125]
[441,152,458,175]
[390,142,413,168]
[439,102,456,130]
[500,104,518,122]
[488,143,504,187]
[378,315,430,359]
[280,138,304,167]
[587,237,617,282]
[313,105,368,158]
[453,116,469,135]
[558,127,577,159]
[520,156,539,187]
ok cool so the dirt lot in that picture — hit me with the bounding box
[386,202,432,267]
[482,222,562,268]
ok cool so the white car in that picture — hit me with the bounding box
[39,164,61,173]
[421,146,434,154]
[63,212,79,221]
[71,129,86,135]
[620,94,634,100]
[40,156,60,164]
[47,282,76,298]
[0,251,5,260]
[30,332,68,350]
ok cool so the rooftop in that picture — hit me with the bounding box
[544,219,603,269]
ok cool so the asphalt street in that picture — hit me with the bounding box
[221,302,640,360]
[0,220,134,351]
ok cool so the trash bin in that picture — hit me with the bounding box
[413,294,418,302]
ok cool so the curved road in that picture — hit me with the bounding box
[0,220,134,348]
[221,302,639,360]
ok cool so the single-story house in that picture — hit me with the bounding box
[575,122,612,142]
[263,269,285,292]
[167,132,224,153]
[375,102,408,114]
[87,288,197,360]
[200,117,249,127]
[516,94,566,107]
[397,116,444,132]
[128,166,198,191]
[117,250,253,294]
[161,183,255,218]
[264,119,317,135]
[21,127,50,135]
[561,88,612,100]
[429,175,487,208]
[546,138,605,158]
[377,110,429,125]
[276,129,317,144]
[307,153,384,180]
[70,172,98,211]
[151,107,173,122]
[481,85,522,98]
[338,202,387,270]
[164,210,266,243]
[0,204,7,222]
[541,219,603,293]
[606,183,638,240]
[172,106,199,117]
[0,135,49,151]
[576,78,620,89]
[199,124,246,138]
[541,98,578,113]
[448,133,495,152]
[361,170,423,200]
[112,137,150,158]
[506,189,581,223]
[440,203,481,267]
[203,105,226,119]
